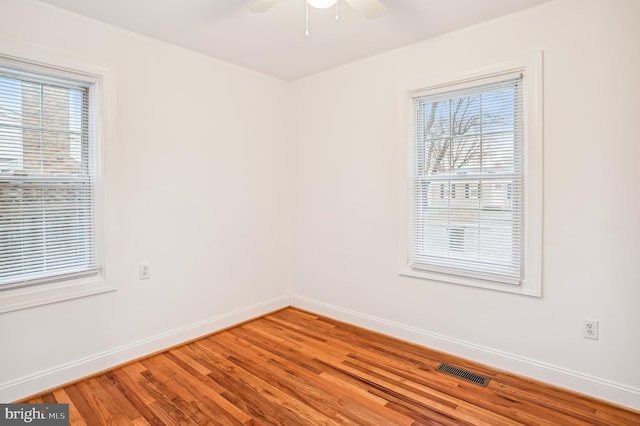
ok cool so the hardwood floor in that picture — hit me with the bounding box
[26,308,640,425]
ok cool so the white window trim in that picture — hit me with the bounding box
[399,51,543,297]
[0,46,114,313]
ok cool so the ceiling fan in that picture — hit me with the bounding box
[250,0,386,20]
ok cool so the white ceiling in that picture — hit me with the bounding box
[36,0,553,81]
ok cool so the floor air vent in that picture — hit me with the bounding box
[436,363,491,387]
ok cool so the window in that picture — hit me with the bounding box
[0,53,111,312]
[404,55,542,296]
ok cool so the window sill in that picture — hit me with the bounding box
[0,276,116,314]
[399,266,541,297]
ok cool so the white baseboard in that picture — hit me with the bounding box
[0,295,290,403]
[291,294,640,411]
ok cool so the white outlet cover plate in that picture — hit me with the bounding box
[582,320,599,340]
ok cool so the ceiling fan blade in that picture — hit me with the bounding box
[344,0,385,19]
[250,0,283,13]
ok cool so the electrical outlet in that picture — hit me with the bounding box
[582,320,598,340]
[139,263,150,280]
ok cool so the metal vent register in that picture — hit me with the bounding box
[436,363,491,387]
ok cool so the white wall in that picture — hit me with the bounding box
[290,0,640,409]
[0,0,292,401]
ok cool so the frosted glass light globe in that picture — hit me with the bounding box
[307,0,337,9]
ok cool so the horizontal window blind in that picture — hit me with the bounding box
[0,64,98,289]
[410,75,524,284]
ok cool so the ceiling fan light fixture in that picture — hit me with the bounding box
[307,0,337,9]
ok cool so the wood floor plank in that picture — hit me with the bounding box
[211,327,412,426]
[51,388,88,426]
[161,351,251,425]
[193,339,340,425]
[105,369,166,425]
[23,307,640,425]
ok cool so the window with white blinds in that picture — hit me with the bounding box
[0,59,99,290]
[409,74,524,285]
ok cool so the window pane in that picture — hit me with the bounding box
[451,135,481,171]
[422,100,451,176]
[0,63,97,289]
[411,76,523,283]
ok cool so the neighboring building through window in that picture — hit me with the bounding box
[405,56,543,296]
[0,53,110,311]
